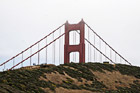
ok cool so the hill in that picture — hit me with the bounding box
[0,63,140,93]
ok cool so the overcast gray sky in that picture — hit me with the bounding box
[0,0,140,66]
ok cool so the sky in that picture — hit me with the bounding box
[0,0,140,67]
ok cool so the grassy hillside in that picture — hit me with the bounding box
[0,63,140,93]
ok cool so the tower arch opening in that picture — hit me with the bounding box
[70,52,79,63]
[69,30,80,45]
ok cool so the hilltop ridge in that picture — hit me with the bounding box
[0,63,140,93]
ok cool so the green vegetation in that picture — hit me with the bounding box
[115,64,140,79]
[0,63,140,93]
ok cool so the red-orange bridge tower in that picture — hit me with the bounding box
[64,20,85,63]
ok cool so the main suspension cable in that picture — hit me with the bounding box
[85,22,131,65]
[75,30,115,64]
[9,32,66,70]
[0,23,65,67]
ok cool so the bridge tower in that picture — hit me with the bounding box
[64,19,85,63]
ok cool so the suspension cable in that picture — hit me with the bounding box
[75,30,115,64]
[38,43,40,65]
[85,22,131,65]
[86,38,115,64]
[52,33,55,64]
[46,38,47,64]
[88,28,90,62]
[21,53,23,67]
[115,52,116,62]
[105,44,107,61]
[30,47,32,66]
[99,38,102,62]
[110,49,112,62]
[59,28,61,64]
[9,32,66,70]
[62,30,64,64]
[13,58,15,68]
[94,33,96,61]
[0,23,65,67]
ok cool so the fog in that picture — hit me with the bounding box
[0,0,140,66]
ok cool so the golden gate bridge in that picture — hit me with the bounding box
[0,19,132,71]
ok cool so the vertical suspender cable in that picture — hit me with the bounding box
[73,31,74,62]
[88,28,90,62]
[99,39,102,62]
[62,28,64,64]
[22,53,23,67]
[89,29,91,62]
[38,43,40,65]
[94,33,96,62]
[74,31,76,62]
[59,28,61,64]
[46,38,47,64]
[85,23,131,65]
[54,36,55,65]
[105,44,107,61]
[13,58,15,69]
[90,31,91,62]
[52,32,55,64]
[115,53,116,62]
[52,33,54,64]
[30,47,32,66]
[110,49,112,63]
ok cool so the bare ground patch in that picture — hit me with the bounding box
[40,71,67,84]
[92,70,140,90]
[40,71,92,85]
[42,87,95,93]
[55,87,93,93]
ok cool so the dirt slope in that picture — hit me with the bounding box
[0,63,140,93]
